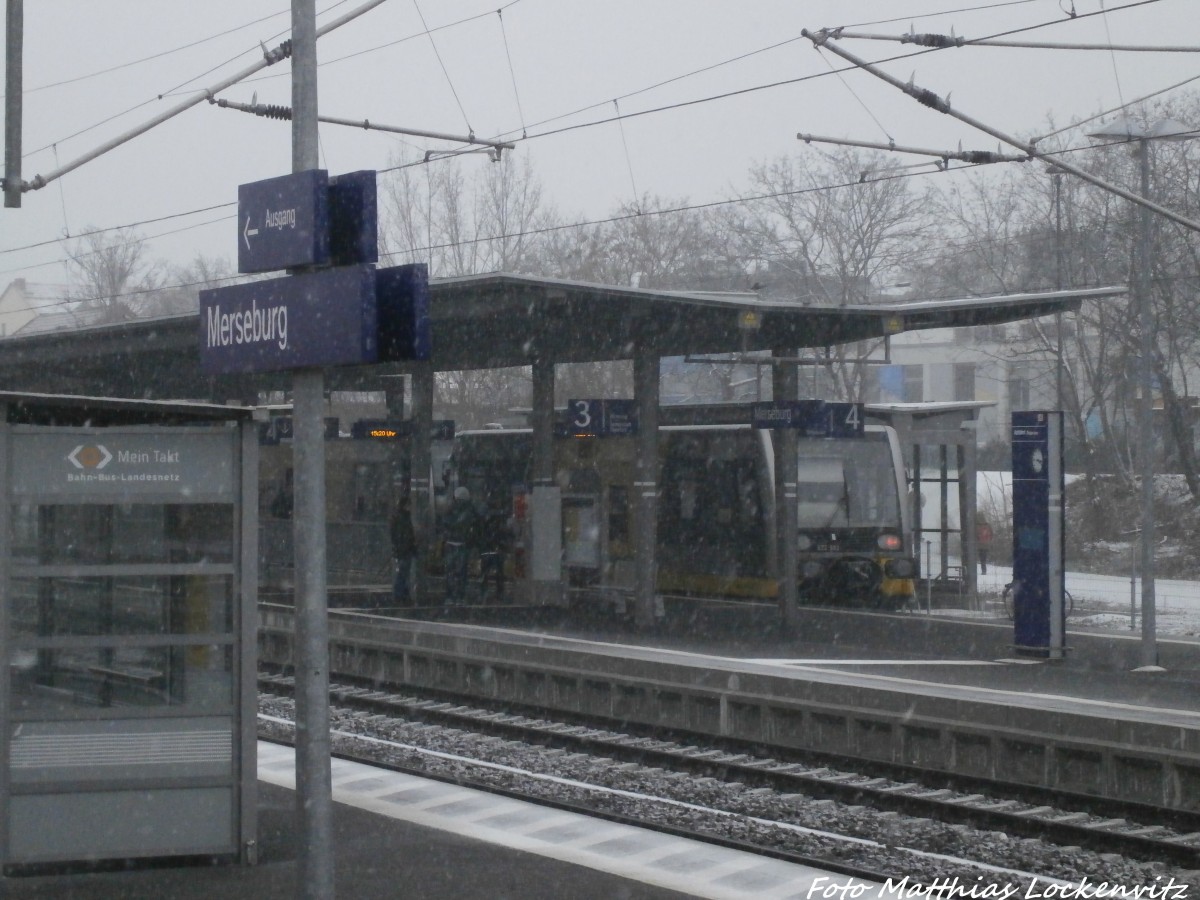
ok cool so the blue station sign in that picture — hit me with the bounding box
[200,265,377,374]
[1011,410,1066,657]
[259,416,341,445]
[751,400,864,438]
[200,262,432,376]
[238,169,331,274]
[564,399,638,437]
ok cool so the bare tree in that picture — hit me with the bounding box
[380,153,559,423]
[725,147,931,401]
[537,196,751,403]
[380,153,550,277]
[63,226,163,324]
[137,254,235,317]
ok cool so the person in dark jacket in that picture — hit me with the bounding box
[442,486,479,605]
[390,495,416,605]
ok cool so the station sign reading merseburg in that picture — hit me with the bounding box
[199,262,431,375]
[199,265,377,374]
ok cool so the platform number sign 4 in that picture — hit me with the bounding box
[840,403,861,433]
[751,400,865,438]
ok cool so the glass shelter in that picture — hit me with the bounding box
[0,395,258,869]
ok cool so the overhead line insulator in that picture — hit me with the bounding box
[902,33,965,49]
[256,104,293,121]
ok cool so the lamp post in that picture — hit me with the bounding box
[1046,166,1066,412]
[1087,115,1195,670]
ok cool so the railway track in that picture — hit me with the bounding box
[259,671,1198,884]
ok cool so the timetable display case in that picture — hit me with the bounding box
[0,399,258,869]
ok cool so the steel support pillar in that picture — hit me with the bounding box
[773,352,799,629]
[289,1,333,897]
[530,357,563,606]
[410,363,434,599]
[633,351,660,628]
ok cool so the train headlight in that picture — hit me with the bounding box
[877,533,903,551]
[796,534,813,551]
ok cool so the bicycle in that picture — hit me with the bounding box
[1001,581,1074,620]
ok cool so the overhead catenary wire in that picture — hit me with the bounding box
[222,0,524,98]
[484,0,1164,146]
[1033,70,1200,144]
[18,0,357,160]
[837,0,1045,30]
[12,0,1164,194]
[6,0,1187,275]
[0,140,1109,305]
[9,0,390,195]
[1099,0,1128,111]
[411,0,474,137]
[0,114,1172,284]
[496,7,528,139]
[11,7,292,98]
[802,27,1200,234]
[814,43,896,146]
[613,99,643,214]
[3,2,355,99]
[479,0,1174,154]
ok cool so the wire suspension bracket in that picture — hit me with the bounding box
[212,98,515,159]
[800,28,1200,234]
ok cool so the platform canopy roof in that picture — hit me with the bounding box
[0,272,1124,400]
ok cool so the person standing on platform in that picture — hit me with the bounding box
[443,486,479,606]
[478,511,513,604]
[977,514,994,574]
[390,495,416,606]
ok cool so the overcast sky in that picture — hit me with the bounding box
[2,0,1197,293]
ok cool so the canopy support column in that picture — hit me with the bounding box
[530,357,563,606]
[411,363,434,600]
[773,351,799,629]
[633,350,660,628]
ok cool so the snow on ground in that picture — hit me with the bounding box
[948,473,1200,637]
[966,563,1200,637]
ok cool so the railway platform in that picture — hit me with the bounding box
[259,600,1200,816]
[1,742,879,900]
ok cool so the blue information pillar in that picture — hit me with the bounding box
[1011,411,1066,658]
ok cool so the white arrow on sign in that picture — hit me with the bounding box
[243,215,260,251]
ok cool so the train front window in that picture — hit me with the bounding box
[796,436,899,529]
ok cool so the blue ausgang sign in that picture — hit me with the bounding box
[751,400,864,438]
[238,169,330,274]
[199,265,377,374]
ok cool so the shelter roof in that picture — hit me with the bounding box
[0,391,255,426]
[0,272,1125,399]
[427,274,1124,370]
